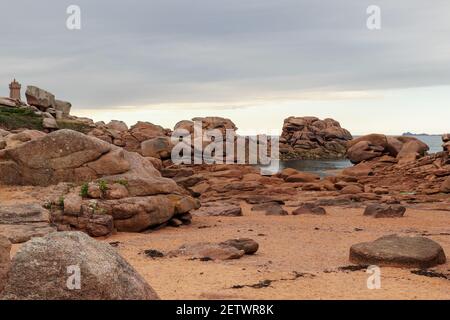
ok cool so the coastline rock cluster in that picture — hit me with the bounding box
[0,103,448,299]
[346,134,429,165]
[279,117,352,160]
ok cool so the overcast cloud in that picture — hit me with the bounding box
[0,0,449,110]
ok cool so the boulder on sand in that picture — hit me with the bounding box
[168,242,245,260]
[363,204,406,218]
[349,234,446,268]
[0,232,159,300]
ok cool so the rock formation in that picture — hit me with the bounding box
[279,117,352,160]
[346,134,429,165]
[0,232,159,300]
[0,129,199,236]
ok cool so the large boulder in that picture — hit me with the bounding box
[0,129,176,186]
[0,97,17,108]
[106,120,128,132]
[0,232,159,300]
[0,235,10,293]
[396,139,429,164]
[346,140,384,164]
[54,100,72,117]
[188,117,238,135]
[25,86,56,110]
[280,117,352,160]
[0,203,55,243]
[141,136,173,159]
[129,122,167,142]
[349,234,446,268]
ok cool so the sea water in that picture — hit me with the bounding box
[278,135,443,177]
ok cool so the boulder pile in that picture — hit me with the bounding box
[279,117,352,160]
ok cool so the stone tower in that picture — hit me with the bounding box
[9,79,21,100]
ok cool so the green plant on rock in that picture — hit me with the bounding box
[58,196,65,208]
[116,179,129,187]
[80,183,89,198]
[98,180,108,195]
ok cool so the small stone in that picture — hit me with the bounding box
[144,249,164,258]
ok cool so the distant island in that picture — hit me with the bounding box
[402,132,442,136]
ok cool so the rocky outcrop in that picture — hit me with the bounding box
[349,235,446,268]
[88,121,171,156]
[0,235,10,293]
[279,117,352,160]
[346,134,429,164]
[0,129,198,235]
[0,129,172,186]
[0,232,159,300]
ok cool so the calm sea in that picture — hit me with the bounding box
[279,135,443,177]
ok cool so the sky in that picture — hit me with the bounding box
[0,0,449,135]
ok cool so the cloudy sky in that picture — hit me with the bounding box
[1,0,449,134]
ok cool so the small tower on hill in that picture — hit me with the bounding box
[9,79,21,100]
